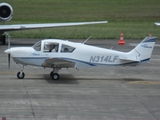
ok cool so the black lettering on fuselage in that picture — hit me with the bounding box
[89,55,119,63]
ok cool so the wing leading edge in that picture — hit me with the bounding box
[0,21,108,32]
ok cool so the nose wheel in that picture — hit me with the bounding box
[17,71,25,79]
[17,65,25,79]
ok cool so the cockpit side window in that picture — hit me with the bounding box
[43,42,59,52]
[61,44,75,53]
[33,41,41,51]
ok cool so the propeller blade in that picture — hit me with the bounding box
[8,53,10,69]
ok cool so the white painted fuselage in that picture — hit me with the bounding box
[5,37,156,69]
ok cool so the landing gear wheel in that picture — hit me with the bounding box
[17,71,25,79]
[50,71,53,78]
[50,71,59,80]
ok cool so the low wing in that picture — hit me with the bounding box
[0,21,108,32]
[42,58,75,68]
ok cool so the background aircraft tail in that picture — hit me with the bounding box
[127,36,157,62]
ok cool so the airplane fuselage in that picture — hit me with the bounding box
[6,39,140,69]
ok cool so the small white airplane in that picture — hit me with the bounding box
[0,2,108,44]
[4,36,156,80]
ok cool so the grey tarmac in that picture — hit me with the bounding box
[0,38,160,120]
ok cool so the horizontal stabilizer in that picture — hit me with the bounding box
[119,56,140,62]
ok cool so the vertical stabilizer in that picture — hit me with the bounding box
[128,36,156,62]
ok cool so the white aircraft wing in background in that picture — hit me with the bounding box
[0,2,108,44]
[0,21,107,44]
[154,22,160,27]
[0,21,108,31]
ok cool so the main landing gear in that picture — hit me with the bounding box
[16,65,60,80]
[50,68,60,80]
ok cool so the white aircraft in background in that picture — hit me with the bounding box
[0,2,107,44]
[4,36,156,80]
[154,22,160,27]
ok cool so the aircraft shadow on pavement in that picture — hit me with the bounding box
[11,73,145,84]
[43,74,80,84]
[44,74,145,83]
[122,78,144,82]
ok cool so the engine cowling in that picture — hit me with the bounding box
[0,3,13,22]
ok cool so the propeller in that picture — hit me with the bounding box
[4,32,11,69]
[8,53,10,69]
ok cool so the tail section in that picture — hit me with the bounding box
[128,36,156,62]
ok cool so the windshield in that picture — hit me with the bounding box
[32,41,41,51]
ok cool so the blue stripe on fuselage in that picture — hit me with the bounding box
[15,57,150,66]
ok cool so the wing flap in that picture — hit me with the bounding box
[42,58,75,68]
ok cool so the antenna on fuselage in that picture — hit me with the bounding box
[82,36,92,44]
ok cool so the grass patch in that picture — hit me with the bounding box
[3,0,160,39]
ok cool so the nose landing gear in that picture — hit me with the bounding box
[17,71,25,79]
[17,65,25,79]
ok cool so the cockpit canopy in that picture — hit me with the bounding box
[32,40,76,53]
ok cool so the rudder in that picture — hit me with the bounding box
[128,36,157,62]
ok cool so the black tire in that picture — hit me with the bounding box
[17,71,25,79]
[50,71,53,78]
[50,72,59,80]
